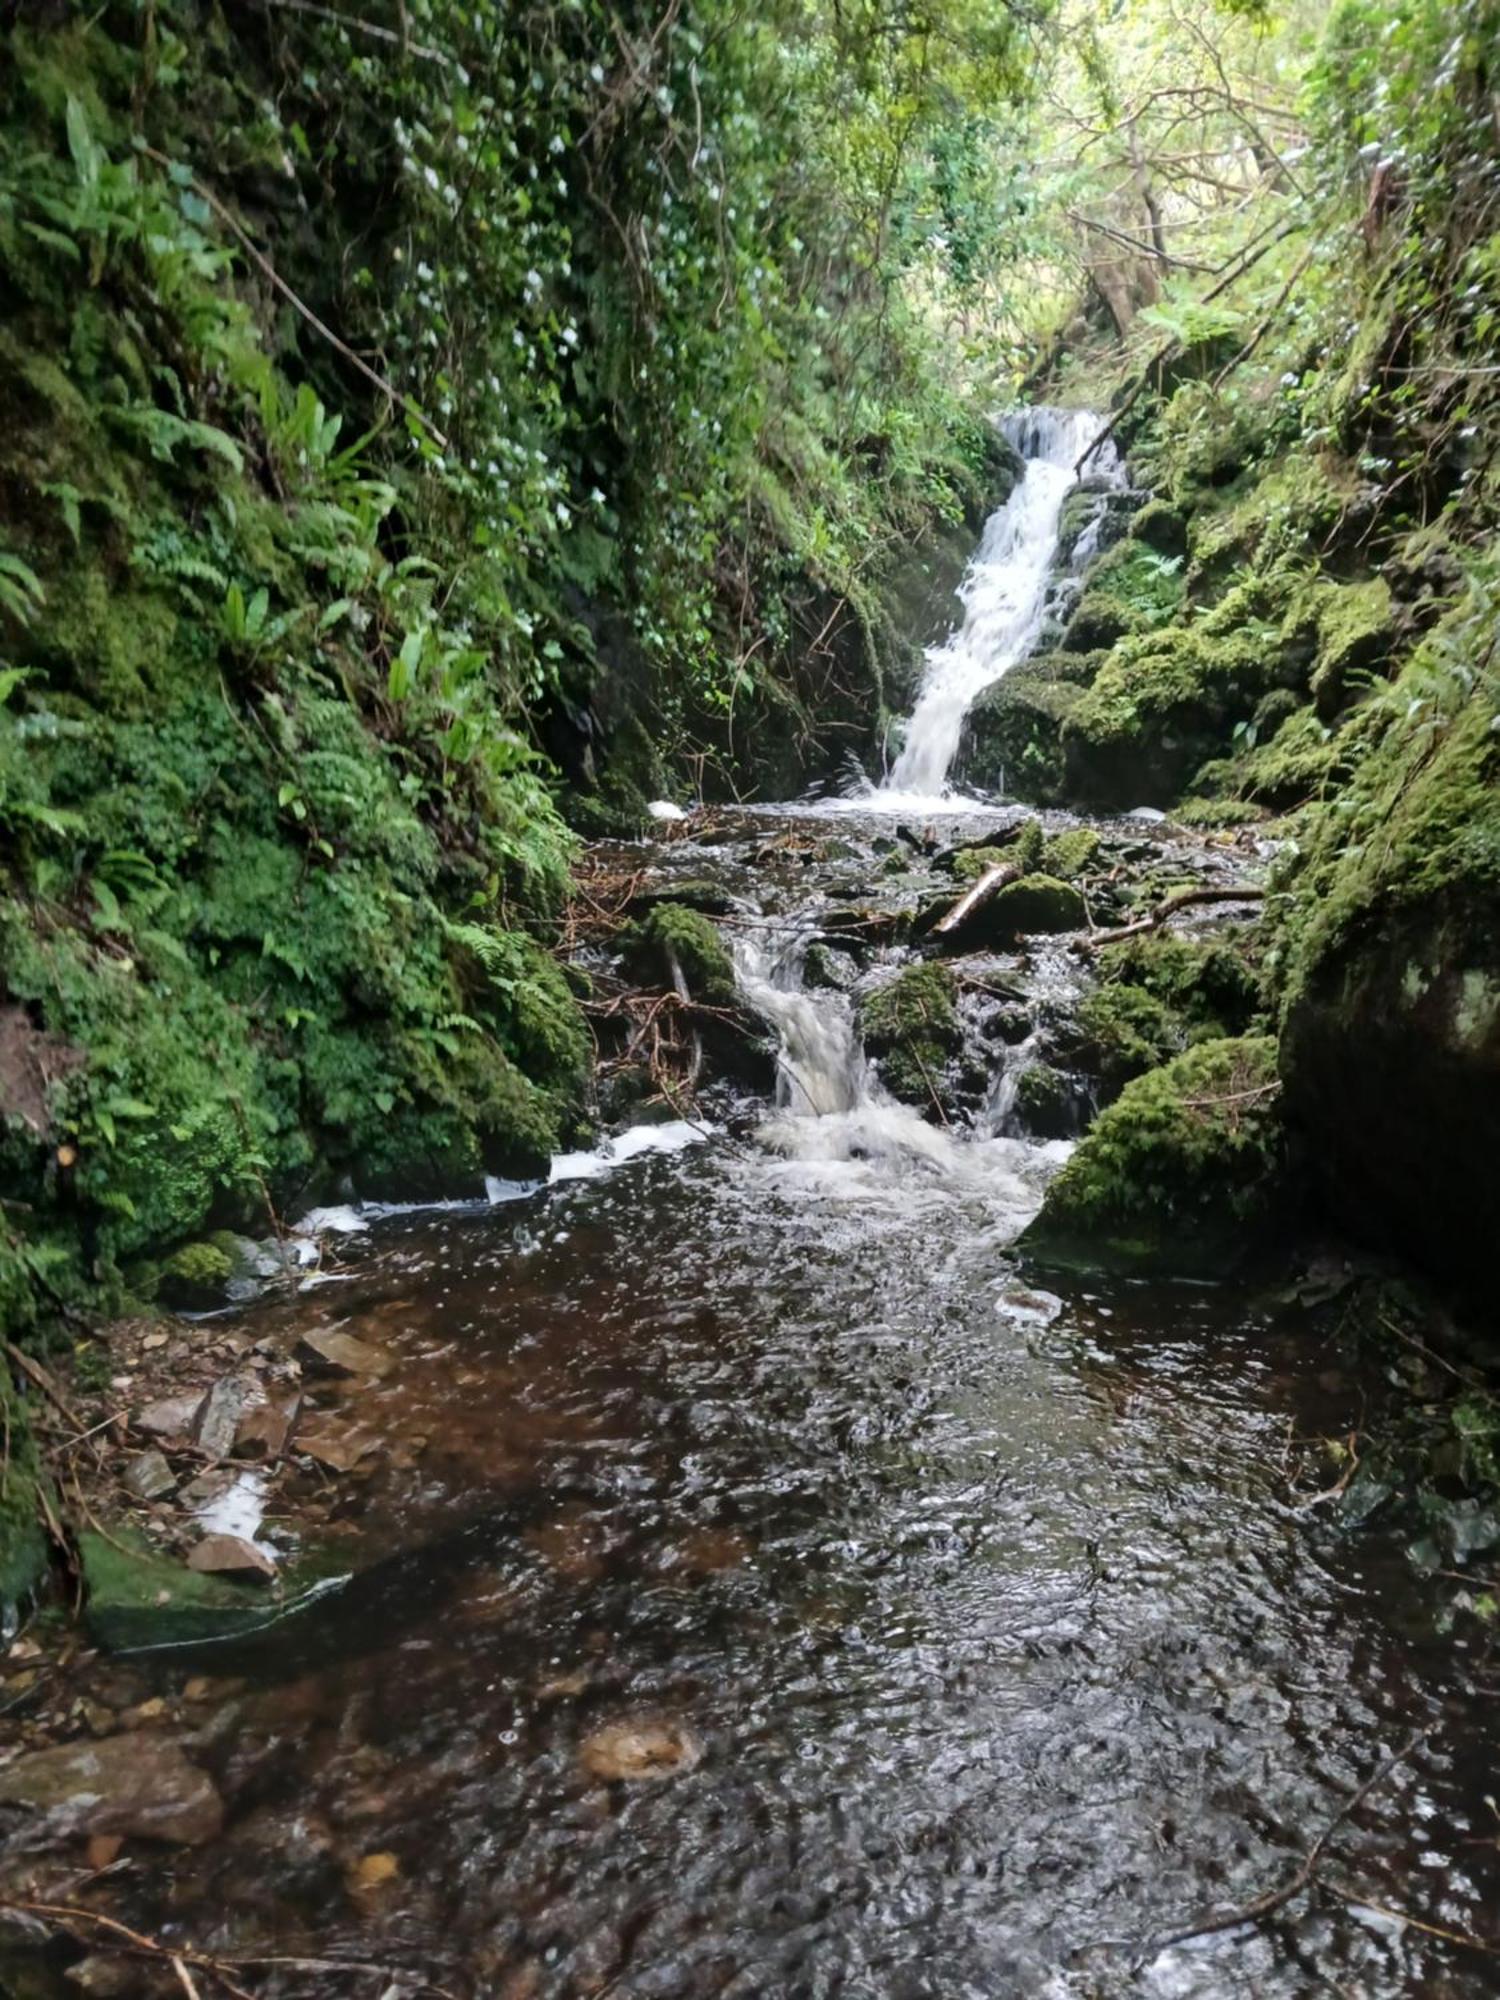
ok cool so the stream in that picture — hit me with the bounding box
[5,414,1500,1999]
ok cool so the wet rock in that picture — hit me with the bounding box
[860,963,962,1114]
[81,1528,335,1650]
[194,1375,250,1459]
[297,1329,396,1379]
[122,1451,176,1502]
[1022,1034,1284,1274]
[298,1425,376,1473]
[579,1718,704,1783]
[0,1733,223,1845]
[802,942,858,992]
[186,1534,276,1581]
[133,1391,206,1442]
[234,1396,299,1461]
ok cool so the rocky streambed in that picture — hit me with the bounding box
[3,800,1500,1998]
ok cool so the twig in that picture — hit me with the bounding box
[3,1338,87,1432]
[1137,1728,1429,1964]
[1083,884,1264,951]
[255,0,455,64]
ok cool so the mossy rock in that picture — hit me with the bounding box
[1278,585,1500,1301]
[1061,625,1271,807]
[1040,827,1101,880]
[803,942,858,991]
[623,903,738,1009]
[861,962,961,1112]
[941,873,1086,951]
[1021,1035,1284,1273]
[1307,578,1395,719]
[1172,795,1270,829]
[80,1527,348,1653]
[1061,931,1263,1103]
[156,1238,235,1310]
[1012,1062,1079,1139]
[961,652,1106,802]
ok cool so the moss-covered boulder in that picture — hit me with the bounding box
[1062,930,1263,1101]
[1061,626,1271,807]
[81,1528,345,1652]
[1040,826,1101,880]
[960,651,1104,802]
[1278,583,1500,1303]
[623,903,738,1008]
[938,873,1086,951]
[861,963,961,1112]
[1012,1062,1080,1139]
[1021,1035,1284,1272]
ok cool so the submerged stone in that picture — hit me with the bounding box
[579,1718,704,1783]
[0,1733,223,1845]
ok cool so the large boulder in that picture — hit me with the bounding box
[1278,598,1500,1302]
[1021,1035,1284,1272]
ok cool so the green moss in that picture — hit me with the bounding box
[1062,625,1271,806]
[982,873,1087,937]
[952,844,1009,882]
[0,1361,48,1621]
[1013,1062,1075,1138]
[1023,1035,1283,1271]
[1307,577,1395,718]
[624,903,738,1009]
[80,1526,346,1652]
[1173,795,1270,828]
[861,961,960,1109]
[1040,827,1101,879]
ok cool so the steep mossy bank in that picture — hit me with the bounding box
[1007,0,1500,1298]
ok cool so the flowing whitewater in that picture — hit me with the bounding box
[876,406,1117,808]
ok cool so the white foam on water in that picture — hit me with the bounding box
[548,1119,712,1184]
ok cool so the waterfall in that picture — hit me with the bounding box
[878,407,1118,805]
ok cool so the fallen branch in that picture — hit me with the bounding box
[932,863,1020,938]
[256,0,457,64]
[1083,884,1264,951]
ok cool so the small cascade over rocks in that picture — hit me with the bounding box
[872,407,1122,809]
[730,908,1064,1219]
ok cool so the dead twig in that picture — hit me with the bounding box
[1137,1728,1429,1964]
[1082,884,1264,951]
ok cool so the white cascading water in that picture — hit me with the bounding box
[732,925,1068,1218]
[877,407,1118,808]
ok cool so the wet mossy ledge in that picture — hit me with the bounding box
[1021,1036,1285,1274]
